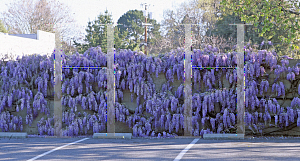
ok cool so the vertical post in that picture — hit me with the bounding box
[184,24,193,136]
[229,23,252,135]
[107,23,115,134]
[145,5,147,55]
[54,30,62,137]
[236,24,245,135]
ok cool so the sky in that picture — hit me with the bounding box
[0,0,191,43]
[59,0,189,27]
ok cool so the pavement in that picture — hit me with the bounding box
[0,136,300,161]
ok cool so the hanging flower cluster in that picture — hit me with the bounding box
[0,111,23,132]
[242,43,300,135]
[37,117,54,136]
[1,42,299,137]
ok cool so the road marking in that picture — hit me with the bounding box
[27,138,89,161]
[174,138,199,161]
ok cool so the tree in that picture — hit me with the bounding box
[1,0,74,34]
[145,18,164,54]
[0,20,8,33]
[193,0,223,37]
[0,0,81,52]
[205,6,265,52]
[74,9,128,54]
[117,9,162,53]
[161,5,196,51]
[62,40,77,55]
[160,0,228,52]
[220,0,300,56]
[117,10,144,52]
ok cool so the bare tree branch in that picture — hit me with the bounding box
[0,0,84,52]
[281,6,300,15]
[1,0,78,40]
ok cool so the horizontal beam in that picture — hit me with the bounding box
[62,66,107,69]
[142,23,152,26]
[192,66,237,69]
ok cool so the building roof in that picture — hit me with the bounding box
[8,34,37,40]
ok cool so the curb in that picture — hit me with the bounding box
[0,132,28,138]
[175,136,201,139]
[203,134,245,139]
[93,133,132,139]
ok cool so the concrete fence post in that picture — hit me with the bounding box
[107,24,115,134]
[54,31,62,137]
[229,23,252,135]
[184,24,193,136]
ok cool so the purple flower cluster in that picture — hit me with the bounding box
[291,97,300,108]
[0,111,23,132]
[272,82,285,97]
[37,117,54,136]
[2,43,299,138]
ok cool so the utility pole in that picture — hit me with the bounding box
[141,3,153,55]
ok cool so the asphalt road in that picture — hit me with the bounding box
[0,136,300,161]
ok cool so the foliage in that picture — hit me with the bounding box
[0,20,8,33]
[61,41,77,56]
[205,10,264,52]
[219,0,300,56]
[117,9,162,53]
[0,0,82,57]
[0,0,76,35]
[1,42,300,137]
[74,9,128,54]
[160,0,236,53]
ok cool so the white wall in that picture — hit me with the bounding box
[0,30,55,61]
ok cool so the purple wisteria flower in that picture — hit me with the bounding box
[268,41,272,45]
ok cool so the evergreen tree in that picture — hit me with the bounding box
[117,9,162,53]
[74,9,128,54]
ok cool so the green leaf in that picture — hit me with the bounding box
[268,35,273,39]
[259,33,264,37]
[291,28,296,33]
[269,23,273,28]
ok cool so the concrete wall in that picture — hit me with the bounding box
[0,30,55,61]
[0,55,299,136]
